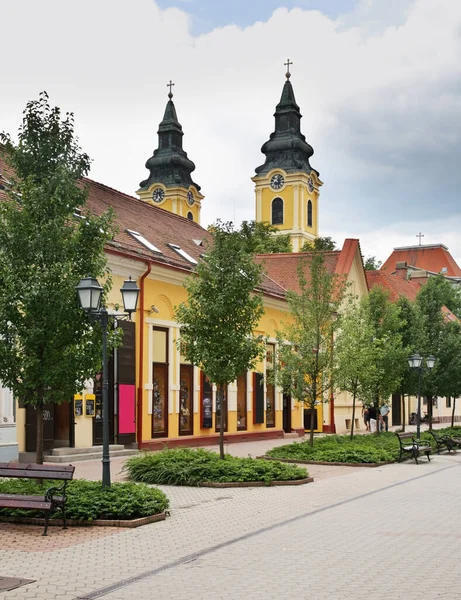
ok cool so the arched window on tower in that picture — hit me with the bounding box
[271,198,284,225]
[307,200,313,228]
[187,211,194,221]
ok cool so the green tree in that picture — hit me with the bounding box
[300,236,337,252]
[175,221,266,458]
[416,276,461,427]
[394,296,421,431]
[239,220,292,254]
[272,250,346,446]
[333,301,377,439]
[359,287,406,434]
[363,256,382,271]
[0,92,115,463]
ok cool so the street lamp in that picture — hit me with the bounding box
[77,276,140,487]
[407,353,436,440]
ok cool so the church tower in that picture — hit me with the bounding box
[252,62,322,252]
[137,82,204,223]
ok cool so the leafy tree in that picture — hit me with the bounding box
[300,236,336,252]
[363,256,382,271]
[272,250,346,446]
[416,276,461,427]
[358,287,406,434]
[334,301,377,439]
[175,221,266,458]
[236,220,292,254]
[394,296,421,431]
[435,320,461,427]
[0,92,115,463]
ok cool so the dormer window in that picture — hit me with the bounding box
[126,229,163,254]
[168,243,198,265]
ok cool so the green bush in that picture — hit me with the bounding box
[125,447,308,485]
[0,479,169,521]
[267,432,399,463]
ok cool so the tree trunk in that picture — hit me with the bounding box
[350,389,357,441]
[218,383,225,459]
[452,397,456,428]
[309,407,315,447]
[402,394,406,432]
[374,389,380,436]
[36,403,44,465]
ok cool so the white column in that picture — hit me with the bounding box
[293,185,299,231]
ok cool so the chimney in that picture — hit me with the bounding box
[396,261,407,269]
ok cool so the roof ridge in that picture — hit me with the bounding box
[83,177,207,230]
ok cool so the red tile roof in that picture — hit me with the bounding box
[255,239,361,294]
[382,245,461,277]
[0,154,285,298]
[255,251,340,294]
[366,270,424,302]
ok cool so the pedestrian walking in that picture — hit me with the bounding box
[380,404,390,431]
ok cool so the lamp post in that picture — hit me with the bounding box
[76,276,139,487]
[408,353,436,440]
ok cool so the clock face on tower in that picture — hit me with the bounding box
[187,190,194,206]
[270,173,284,190]
[307,177,314,193]
[152,187,165,203]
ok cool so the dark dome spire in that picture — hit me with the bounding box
[255,64,317,177]
[139,82,200,191]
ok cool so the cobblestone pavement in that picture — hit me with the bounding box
[1,435,460,599]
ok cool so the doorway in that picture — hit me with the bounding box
[282,394,292,433]
[391,394,402,426]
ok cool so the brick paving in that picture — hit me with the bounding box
[0,433,460,599]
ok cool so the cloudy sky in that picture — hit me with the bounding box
[2,0,461,265]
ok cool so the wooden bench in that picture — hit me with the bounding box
[0,463,75,536]
[395,433,431,464]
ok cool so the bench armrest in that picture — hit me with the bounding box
[45,481,69,503]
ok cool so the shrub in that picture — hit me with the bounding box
[125,447,308,485]
[0,479,169,521]
[267,432,399,463]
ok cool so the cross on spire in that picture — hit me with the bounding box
[284,59,293,79]
[167,80,175,99]
[416,232,424,246]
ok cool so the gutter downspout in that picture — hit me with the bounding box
[137,262,152,450]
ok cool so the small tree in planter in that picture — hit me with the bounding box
[334,301,377,439]
[272,250,346,447]
[175,221,265,459]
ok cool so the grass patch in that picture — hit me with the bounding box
[124,447,308,486]
[267,426,461,464]
[0,479,169,521]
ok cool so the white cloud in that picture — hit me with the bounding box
[2,0,461,266]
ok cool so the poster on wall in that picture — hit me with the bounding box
[74,399,83,417]
[85,398,96,417]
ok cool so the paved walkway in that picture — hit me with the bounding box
[1,432,460,599]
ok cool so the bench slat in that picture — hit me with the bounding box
[0,469,73,480]
[0,463,74,474]
[0,499,52,510]
[0,494,48,502]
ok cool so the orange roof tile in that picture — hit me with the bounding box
[255,251,340,294]
[0,153,285,299]
[366,270,425,302]
[382,245,461,277]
